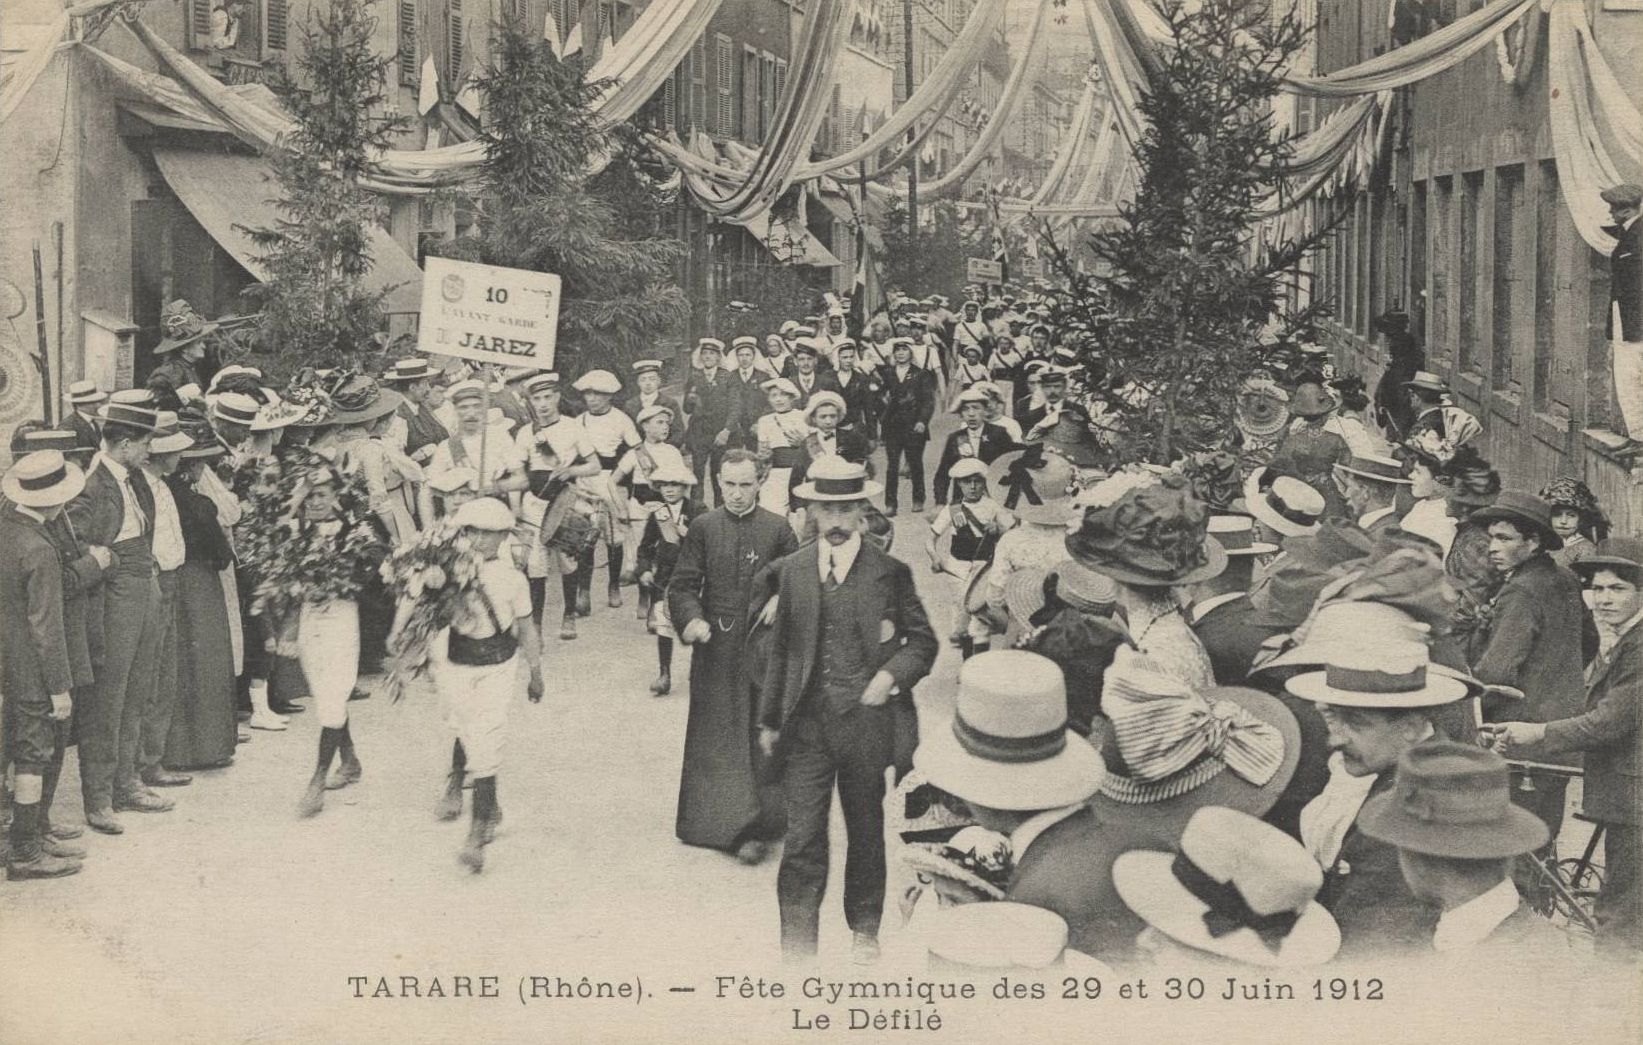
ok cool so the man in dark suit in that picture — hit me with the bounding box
[793,392,871,491]
[1601,183,1643,445]
[1494,536,1643,956]
[681,339,742,497]
[1,450,97,879]
[787,341,840,411]
[759,458,937,961]
[1189,516,1281,685]
[1286,640,1473,957]
[831,343,880,440]
[1361,740,1569,958]
[66,391,173,835]
[1333,454,1410,532]
[622,359,684,448]
[1467,491,1591,842]
[727,337,769,450]
[62,381,106,456]
[877,338,936,516]
[931,388,1016,507]
[1018,367,1093,443]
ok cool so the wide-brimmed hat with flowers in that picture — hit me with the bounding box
[987,445,1081,526]
[1065,470,1227,587]
[1087,648,1300,839]
[328,375,403,427]
[1538,475,1609,539]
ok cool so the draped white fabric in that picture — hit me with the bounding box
[1547,0,1643,252]
[584,0,728,127]
[670,0,853,223]
[0,12,70,124]
[1027,77,1102,210]
[1279,0,1539,97]
[919,0,1056,199]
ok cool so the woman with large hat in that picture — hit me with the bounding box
[1065,470,1225,691]
[980,446,1083,640]
[326,376,419,546]
[1270,379,1353,521]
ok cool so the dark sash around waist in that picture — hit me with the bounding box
[596,451,623,470]
[110,535,155,571]
[769,446,803,469]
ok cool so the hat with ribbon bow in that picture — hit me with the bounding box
[985,445,1081,526]
[1088,647,1300,838]
[1358,739,1549,859]
[1113,806,1340,967]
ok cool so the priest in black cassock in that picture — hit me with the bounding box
[668,449,798,863]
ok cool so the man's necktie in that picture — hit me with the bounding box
[823,554,840,593]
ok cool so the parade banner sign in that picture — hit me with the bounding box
[416,256,561,368]
[966,257,1003,283]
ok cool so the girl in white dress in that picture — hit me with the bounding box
[755,379,809,516]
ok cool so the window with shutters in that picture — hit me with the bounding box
[188,0,212,50]
[398,1,418,85]
[449,0,465,79]
[714,34,733,137]
[1459,170,1483,373]
[743,48,760,142]
[774,58,788,111]
[1491,164,1523,388]
[689,37,707,131]
[760,54,776,139]
[1532,162,1559,411]
[265,0,289,52]
[662,66,678,133]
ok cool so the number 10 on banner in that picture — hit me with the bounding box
[416,255,562,370]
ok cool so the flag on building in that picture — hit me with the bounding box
[563,22,584,58]
[418,54,439,116]
[985,181,1009,283]
[544,9,562,57]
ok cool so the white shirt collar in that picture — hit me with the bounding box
[1009,804,1085,861]
[1432,879,1522,952]
[1360,505,1397,529]
[819,532,863,583]
[1612,608,1643,642]
[94,450,129,481]
[1190,591,1246,624]
[13,504,46,523]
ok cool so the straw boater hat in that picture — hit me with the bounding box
[1467,489,1564,551]
[1332,453,1412,486]
[791,339,820,358]
[1285,641,1469,709]
[1113,806,1341,968]
[951,386,991,412]
[986,446,1080,526]
[761,377,800,400]
[209,392,259,429]
[1208,514,1278,557]
[381,358,437,383]
[2,450,86,508]
[915,650,1106,811]
[1401,370,1450,394]
[451,496,515,532]
[1004,558,1120,627]
[779,320,801,337]
[803,390,846,422]
[10,426,80,457]
[447,379,486,404]
[648,461,697,487]
[64,380,107,409]
[149,411,195,456]
[635,403,674,428]
[521,372,561,397]
[631,359,663,377]
[96,389,162,432]
[1359,741,1550,859]
[793,455,881,502]
[924,902,1112,975]
[573,370,622,395]
[731,335,759,352]
[1087,647,1300,837]
[1065,471,1228,587]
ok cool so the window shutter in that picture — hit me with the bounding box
[266,0,289,51]
[715,34,733,136]
[689,37,707,130]
[742,48,758,141]
[774,58,788,109]
[663,67,678,131]
[188,0,212,48]
[397,2,418,84]
[449,0,465,78]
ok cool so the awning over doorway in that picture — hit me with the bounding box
[151,145,425,314]
[729,209,842,268]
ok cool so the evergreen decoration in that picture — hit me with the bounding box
[879,198,994,300]
[432,23,689,378]
[1040,0,1339,463]
[243,0,408,374]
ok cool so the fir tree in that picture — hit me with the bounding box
[434,23,688,377]
[1042,0,1335,462]
[880,198,992,298]
[244,0,407,372]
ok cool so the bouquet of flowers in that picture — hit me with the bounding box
[379,521,487,702]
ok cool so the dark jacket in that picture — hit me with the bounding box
[878,365,937,443]
[757,540,937,734]
[66,411,101,455]
[67,457,155,551]
[0,507,73,700]
[1005,806,1158,964]
[1320,773,1440,958]
[727,369,769,448]
[791,429,873,493]
[1192,593,1281,685]
[1606,217,1641,342]
[635,502,692,598]
[1521,623,1642,825]
[168,475,233,571]
[831,368,880,435]
[1018,398,1094,438]
[931,423,1017,505]
[1471,554,1592,751]
[681,368,742,454]
[46,511,102,688]
[788,369,841,411]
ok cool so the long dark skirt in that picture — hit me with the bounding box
[164,561,238,769]
[676,619,784,849]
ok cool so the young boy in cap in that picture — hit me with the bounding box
[753,378,809,517]
[574,370,641,611]
[2,450,92,878]
[878,339,937,516]
[623,359,683,448]
[682,338,742,495]
[512,373,604,637]
[925,458,1014,658]
[611,405,688,617]
[788,341,839,409]
[635,463,697,696]
[437,498,543,873]
[932,387,1016,508]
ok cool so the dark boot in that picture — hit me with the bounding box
[7,801,81,880]
[298,727,341,818]
[436,740,466,821]
[560,576,580,638]
[575,556,594,617]
[40,756,81,840]
[327,720,362,789]
[607,548,625,608]
[460,776,496,873]
[479,776,501,845]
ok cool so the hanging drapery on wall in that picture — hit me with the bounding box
[583,0,728,128]
[1026,77,1102,210]
[1547,0,1643,252]
[918,0,1055,199]
[669,0,852,223]
[1278,0,1538,96]
[1493,4,1543,88]
[1085,0,1155,147]
[0,11,71,124]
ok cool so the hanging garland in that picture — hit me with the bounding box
[1493,6,1543,89]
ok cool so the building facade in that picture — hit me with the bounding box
[1309,0,1643,529]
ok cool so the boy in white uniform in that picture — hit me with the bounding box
[437,498,543,874]
[512,373,604,640]
[572,370,640,612]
